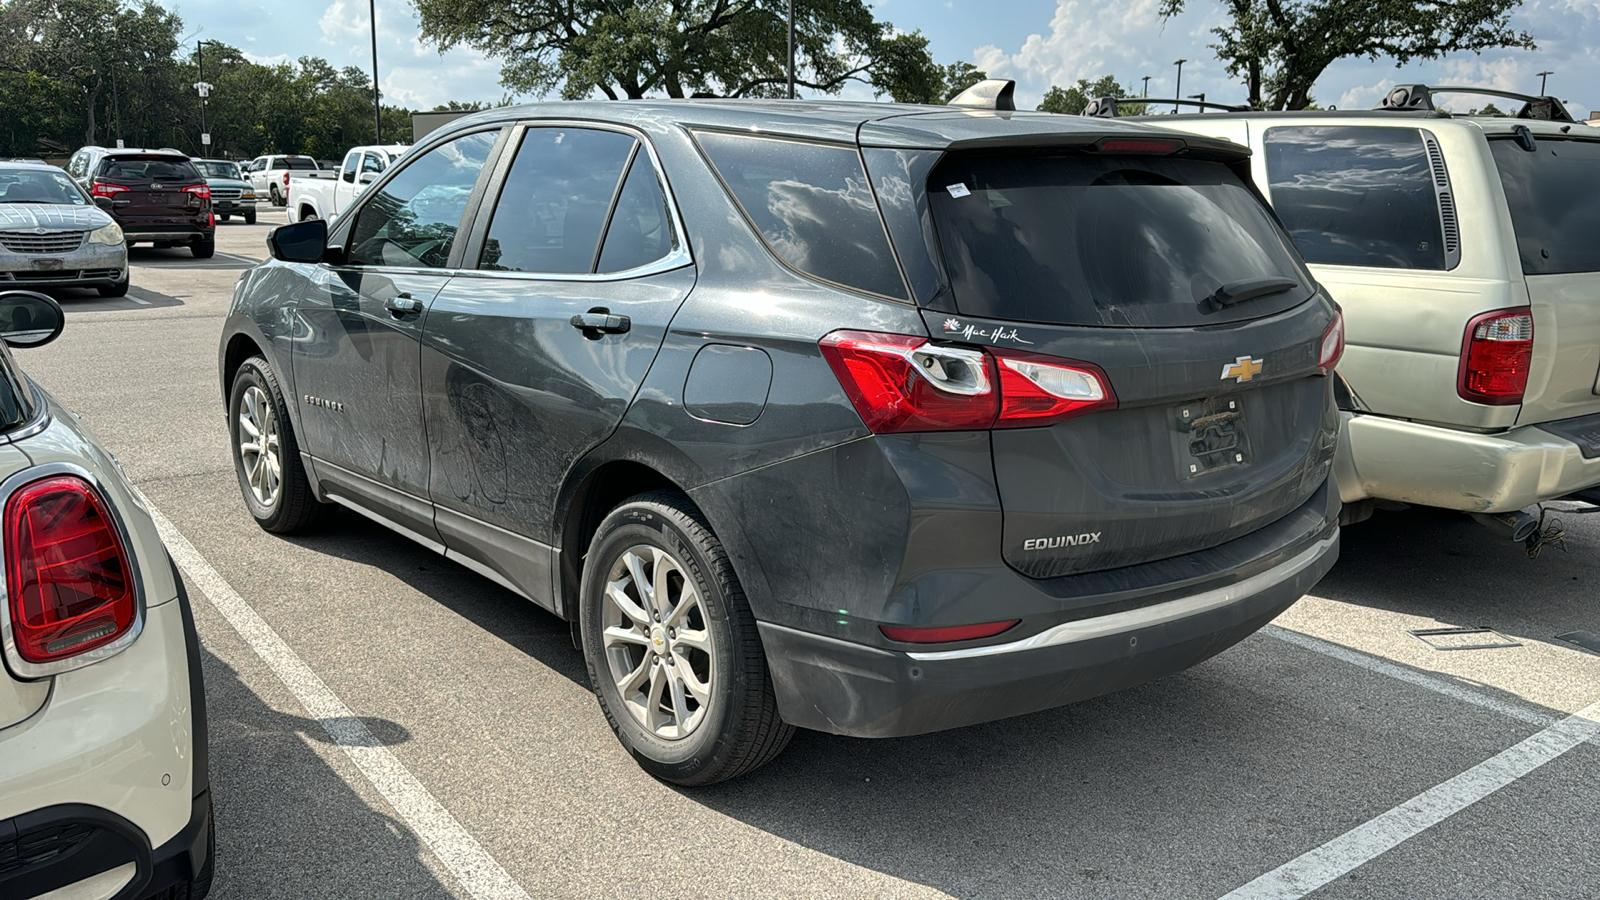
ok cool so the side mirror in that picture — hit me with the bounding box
[343,171,356,183]
[268,219,329,263]
[358,172,376,184]
[93,196,114,211]
[0,290,66,348]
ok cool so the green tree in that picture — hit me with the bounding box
[410,0,956,102]
[1159,0,1535,111]
[1038,76,1146,116]
[1467,101,1507,116]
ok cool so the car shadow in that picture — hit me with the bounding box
[46,284,186,311]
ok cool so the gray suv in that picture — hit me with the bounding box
[218,90,1343,784]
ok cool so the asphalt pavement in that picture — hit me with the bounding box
[17,208,1599,899]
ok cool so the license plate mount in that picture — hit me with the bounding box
[1174,396,1248,479]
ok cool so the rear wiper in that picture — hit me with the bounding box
[1204,277,1300,312]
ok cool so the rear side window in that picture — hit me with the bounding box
[1489,137,1600,275]
[929,153,1312,328]
[597,153,678,273]
[99,157,200,182]
[1264,126,1447,270]
[696,132,907,300]
[280,158,319,170]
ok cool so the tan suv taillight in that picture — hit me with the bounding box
[1458,308,1533,405]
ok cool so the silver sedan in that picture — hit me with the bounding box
[0,162,129,298]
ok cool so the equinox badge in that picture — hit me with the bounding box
[1221,356,1263,383]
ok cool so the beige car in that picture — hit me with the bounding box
[1144,87,1600,538]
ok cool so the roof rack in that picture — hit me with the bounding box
[1082,96,1251,118]
[948,79,1017,112]
[1377,84,1574,122]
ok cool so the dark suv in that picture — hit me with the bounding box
[219,89,1342,784]
[68,148,214,258]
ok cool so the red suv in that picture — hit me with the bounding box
[75,149,215,258]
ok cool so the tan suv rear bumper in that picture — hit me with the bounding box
[1335,411,1600,512]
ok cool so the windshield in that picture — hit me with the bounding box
[1489,137,1600,275]
[929,153,1314,328]
[0,169,87,205]
[100,156,201,182]
[195,161,242,180]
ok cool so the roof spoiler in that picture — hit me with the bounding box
[948,79,1017,112]
[1378,84,1574,123]
[1082,96,1250,117]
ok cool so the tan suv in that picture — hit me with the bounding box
[1120,86,1600,540]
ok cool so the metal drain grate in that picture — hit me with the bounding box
[1555,631,1600,655]
[1407,627,1522,651]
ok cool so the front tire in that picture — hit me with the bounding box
[580,491,794,786]
[228,356,327,533]
[97,276,129,297]
[243,210,257,225]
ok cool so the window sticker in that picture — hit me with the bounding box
[946,183,972,198]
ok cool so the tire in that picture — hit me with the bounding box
[579,491,794,785]
[97,277,128,298]
[300,207,318,221]
[244,210,256,225]
[181,799,217,899]
[228,356,327,533]
[218,214,230,222]
[269,184,282,206]
[192,238,215,259]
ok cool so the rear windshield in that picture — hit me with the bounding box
[279,158,319,170]
[99,156,200,182]
[929,153,1313,327]
[1488,137,1600,275]
[195,161,241,179]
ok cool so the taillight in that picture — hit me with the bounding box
[993,351,1116,427]
[1092,137,1187,154]
[1318,310,1345,372]
[90,183,128,198]
[819,331,998,433]
[1458,308,1533,405]
[5,476,137,665]
[880,620,1019,643]
[183,183,211,201]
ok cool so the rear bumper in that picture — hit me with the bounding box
[0,792,210,900]
[1335,410,1600,512]
[123,229,210,244]
[760,525,1338,738]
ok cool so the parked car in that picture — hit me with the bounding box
[1138,86,1600,537]
[285,144,407,224]
[0,289,213,900]
[242,155,318,207]
[219,85,1342,784]
[193,158,257,225]
[66,148,214,259]
[0,161,129,297]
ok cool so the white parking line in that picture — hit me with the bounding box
[144,499,532,900]
[1218,698,1600,900]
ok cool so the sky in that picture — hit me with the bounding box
[168,0,1600,118]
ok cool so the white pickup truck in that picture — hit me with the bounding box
[284,144,408,224]
[243,154,320,207]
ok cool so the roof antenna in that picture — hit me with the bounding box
[948,80,1016,111]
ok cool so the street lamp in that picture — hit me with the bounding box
[195,39,222,153]
[370,0,382,142]
[1536,70,1553,95]
[1173,59,1187,114]
[1141,75,1151,98]
[1189,92,1206,111]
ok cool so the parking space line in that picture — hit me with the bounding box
[1218,698,1600,900]
[143,499,533,900]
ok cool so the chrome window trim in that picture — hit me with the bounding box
[0,461,148,680]
[906,533,1336,662]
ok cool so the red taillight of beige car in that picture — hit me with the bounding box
[819,330,1116,434]
[5,476,137,663]
[1458,308,1533,405]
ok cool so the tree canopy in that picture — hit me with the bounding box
[1038,76,1147,116]
[1159,0,1535,110]
[411,0,970,102]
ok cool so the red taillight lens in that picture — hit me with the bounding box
[5,476,136,664]
[183,183,211,201]
[1093,137,1187,154]
[1318,310,1345,372]
[819,331,998,433]
[881,620,1020,644]
[1458,308,1533,405]
[993,350,1116,427]
[90,183,128,198]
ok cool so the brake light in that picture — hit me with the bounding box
[819,331,998,433]
[1093,137,1187,154]
[880,620,1019,643]
[183,183,211,201]
[5,476,137,664]
[993,351,1116,427]
[1318,310,1345,372]
[1458,308,1533,405]
[90,183,128,198]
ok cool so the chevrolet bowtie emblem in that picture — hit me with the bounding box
[1221,356,1263,383]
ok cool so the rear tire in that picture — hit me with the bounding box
[579,491,794,786]
[269,184,282,206]
[192,238,215,259]
[228,356,327,533]
[218,214,230,222]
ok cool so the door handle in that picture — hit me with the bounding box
[385,293,423,316]
[570,309,631,337]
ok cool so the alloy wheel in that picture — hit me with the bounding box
[237,384,283,508]
[601,545,715,740]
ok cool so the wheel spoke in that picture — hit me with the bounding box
[238,414,260,440]
[665,580,700,628]
[673,627,711,653]
[673,652,711,703]
[605,579,651,627]
[645,662,668,725]
[651,547,674,619]
[616,655,651,694]
[666,666,689,734]
[604,625,650,648]
[625,551,654,615]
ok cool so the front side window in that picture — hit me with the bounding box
[478,127,637,274]
[1264,126,1446,270]
[696,132,907,299]
[1489,137,1600,275]
[341,152,361,182]
[347,130,498,269]
[362,153,387,176]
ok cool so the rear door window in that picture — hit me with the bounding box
[1263,126,1447,270]
[929,152,1312,327]
[696,132,907,300]
[477,127,637,274]
[1488,137,1600,275]
[346,129,498,269]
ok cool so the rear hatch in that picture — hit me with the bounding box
[95,155,207,227]
[913,145,1339,577]
[1485,132,1600,426]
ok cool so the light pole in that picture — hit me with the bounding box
[787,0,795,99]
[1189,92,1205,111]
[1141,75,1150,97]
[195,39,221,154]
[1173,59,1187,114]
[370,0,382,142]
[1536,70,1553,95]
